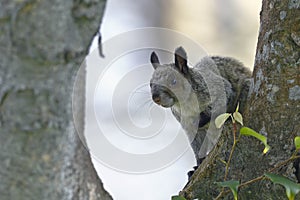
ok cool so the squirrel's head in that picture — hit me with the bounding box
[149,47,193,108]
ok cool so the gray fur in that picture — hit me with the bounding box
[150,47,252,164]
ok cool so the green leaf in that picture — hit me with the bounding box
[235,102,240,112]
[171,196,187,200]
[216,180,240,200]
[233,111,243,126]
[215,113,231,128]
[263,144,271,154]
[294,137,300,150]
[240,127,270,154]
[265,173,300,200]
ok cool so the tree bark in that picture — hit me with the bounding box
[0,1,112,200]
[180,0,299,199]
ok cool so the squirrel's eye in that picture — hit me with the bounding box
[171,79,177,85]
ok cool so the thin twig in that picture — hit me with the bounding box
[270,155,300,172]
[224,122,237,181]
[239,175,265,188]
[238,155,300,189]
[216,122,238,199]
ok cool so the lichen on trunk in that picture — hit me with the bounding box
[0,0,112,199]
[180,0,300,199]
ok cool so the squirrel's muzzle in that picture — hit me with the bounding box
[152,93,161,105]
[150,83,176,107]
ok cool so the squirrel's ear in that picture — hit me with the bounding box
[175,47,188,74]
[150,51,160,69]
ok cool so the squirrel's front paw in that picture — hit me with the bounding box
[187,157,205,179]
[187,166,199,179]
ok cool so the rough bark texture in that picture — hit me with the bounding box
[0,1,112,200]
[180,0,300,199]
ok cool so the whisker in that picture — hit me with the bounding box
[129,93,151,107]
[132,98,154,117]
[137,98,153,111]
[131,84,151,96]
[131,90,150,96]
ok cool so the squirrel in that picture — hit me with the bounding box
[149,47,252,166]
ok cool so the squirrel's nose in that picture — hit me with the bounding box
[152,94,161,104]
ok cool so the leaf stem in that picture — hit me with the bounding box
[216,122,238,200]
[239,155,300,189]
[224,122,237,181]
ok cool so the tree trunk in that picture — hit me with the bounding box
[181,0,299,199]
[0,1,112,200]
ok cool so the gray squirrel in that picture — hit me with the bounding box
[149,47,252,165]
